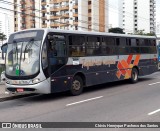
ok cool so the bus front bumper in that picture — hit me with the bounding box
[5,79,50,94]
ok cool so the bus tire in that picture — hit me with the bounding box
[70,76,83,96]
[130,68,138,83]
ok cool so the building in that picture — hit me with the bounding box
[14,0,41,32]
[0,0,14,45]
[42,0,108,32]
[157,23,160,34]
[120,0,156,34]
[14,0,108,32]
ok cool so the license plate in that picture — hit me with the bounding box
[17,88,24,92]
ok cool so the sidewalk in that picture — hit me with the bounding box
[0,82,9,99]
[0,82,33,101]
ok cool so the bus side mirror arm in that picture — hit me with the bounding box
[1,43,8,60]
[2,52,4,60]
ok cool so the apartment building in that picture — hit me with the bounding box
[0,1,14,44]
[42,0,108,32]
[120,0,156,34]
[14,0,108,32]
[14,0,41,32]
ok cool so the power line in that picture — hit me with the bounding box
[0,0,156,23]
[0,0,157,33]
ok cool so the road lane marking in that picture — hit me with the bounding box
[148,109,160,115]
[66,96,103,106]
[148,82,160,86]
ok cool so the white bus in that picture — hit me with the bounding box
[2,29,158,95]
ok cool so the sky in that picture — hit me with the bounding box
[108,0,119,27]
[109,0,160,28]
[156,0,160,25]
[0,0,14,15]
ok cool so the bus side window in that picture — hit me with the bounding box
[86,36,95,55]
[103,37,116,55]
[69,35,85,57]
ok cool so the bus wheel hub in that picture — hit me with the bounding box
[72,80,81,91]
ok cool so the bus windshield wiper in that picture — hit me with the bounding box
[23,38,34,61]
[11,41,18,62]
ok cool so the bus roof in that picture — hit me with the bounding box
[12,28,156,39]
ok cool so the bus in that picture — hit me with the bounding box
[1,28,158,95]
[157,41,160,69]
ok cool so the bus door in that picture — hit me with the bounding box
[48,34,68,92]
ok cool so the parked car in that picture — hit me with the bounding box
[1,71,6,82]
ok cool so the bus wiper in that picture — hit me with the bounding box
[23,38,34,61]
[12,41,18,62]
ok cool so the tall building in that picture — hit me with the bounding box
[14,0,41,32]
[0,0,14,44]
[14,0,108,32]
[120,0,156,34]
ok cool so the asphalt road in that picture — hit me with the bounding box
[1,72,160,130]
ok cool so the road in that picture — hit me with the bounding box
[1,72,160,130]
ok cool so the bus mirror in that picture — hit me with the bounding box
[1,43,8,60]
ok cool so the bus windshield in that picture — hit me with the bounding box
[6,40,41,77]
[6,30,44,77]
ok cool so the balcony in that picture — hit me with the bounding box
[30,12,35,16]
[50,15,60,20]
[50,22,60,27]
[73,20,78,25]
[61,13,69,18]
[73,3,78,9]
[31,25,35,28]
[62,0,69,2]
[73,12,78,17]
[42,8,47,12]
[30,18,35,23]
[21,13,26,17]
[60,20,69,26]
[30,0,35,4]
[88,12,91,17]
[21,26,26,30]
[42,24,47,28]
[21,7,26,11]
[42,16,47,20]
[50,7,59,12]
[88,21,92,25]
[20,19,26,23]
[20,0,25,4]
[50,0,61,4]
[60,23,69,27]
[50,0,69,4]
[30,6,35,10]
[60,6,69,11]
[41,0,46,5]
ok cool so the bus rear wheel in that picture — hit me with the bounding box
[130,68,138,83]
[70,76,83,96]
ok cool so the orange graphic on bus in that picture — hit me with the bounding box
[116,55,141,79]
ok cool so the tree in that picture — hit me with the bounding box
[0,33,7,44]
[109,28,125,34]
[134,30,155,36]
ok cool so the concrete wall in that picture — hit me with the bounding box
[137,0,150,33]
[123,0,134,34]
[78,0,88,31]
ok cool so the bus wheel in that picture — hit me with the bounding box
[70,76,83,96]
[130,68,138,83]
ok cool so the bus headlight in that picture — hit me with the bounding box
[6,79,11,84]
[32,78,40,84]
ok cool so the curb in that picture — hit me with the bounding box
[0,94,37,102]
